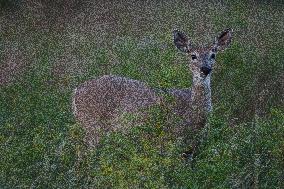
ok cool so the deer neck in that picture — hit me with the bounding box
[190,74,212,129]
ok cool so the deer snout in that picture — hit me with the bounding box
[200,66,212,76]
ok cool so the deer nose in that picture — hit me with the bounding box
[200,66,212,76]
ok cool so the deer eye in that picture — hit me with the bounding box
[191,54,197,60]
[210,53,216,59]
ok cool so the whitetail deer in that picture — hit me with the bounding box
[72,29,233,147]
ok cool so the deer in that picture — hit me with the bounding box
[72,29,233,150]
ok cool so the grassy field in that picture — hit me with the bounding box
[0,0,283,188]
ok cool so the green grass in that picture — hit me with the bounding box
[0,0,283,188]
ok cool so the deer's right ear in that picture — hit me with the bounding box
[173,30,191,53]
[214,28,233,51]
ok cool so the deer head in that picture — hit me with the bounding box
[173,29,233,81]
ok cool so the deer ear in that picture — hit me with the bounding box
[173,30,191,53]
[214,28,233,51]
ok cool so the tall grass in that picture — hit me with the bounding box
[0,0,283,188]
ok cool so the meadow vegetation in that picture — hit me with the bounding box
[0,0,283,188]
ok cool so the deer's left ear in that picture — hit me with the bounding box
[214,28,233,51]
[173,30,191,53]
